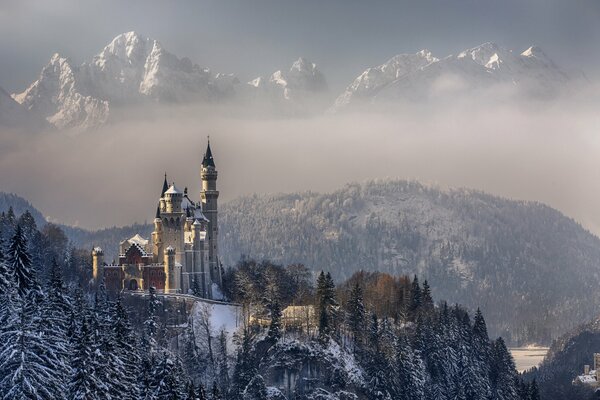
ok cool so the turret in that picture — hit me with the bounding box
[164,184,183,213]
[200,139,220,287]
[92,247,104,281]
[164,246,180,293]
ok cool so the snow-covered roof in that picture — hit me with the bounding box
[165,184,182,195]
[575,371,598,385]
[128,234,149,246]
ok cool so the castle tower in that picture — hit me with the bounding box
[92,247,104,281]
[152,174,169,261]
[164,246,180,293]
[200,140,221,287]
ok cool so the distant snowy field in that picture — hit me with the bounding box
[510,346,549,372]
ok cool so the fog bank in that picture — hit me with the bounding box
[0,86,599,234]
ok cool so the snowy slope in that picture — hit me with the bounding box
[220,180,600,344]
[333,43,571,111]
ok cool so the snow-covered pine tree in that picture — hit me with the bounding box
[69,316,108,399]
[0,236,9,289]
[364,312,392,400]
[267,300,282,341]
[421,280,434,314]
[409,275,422,319]
[8,224,38,298]
[232,330,257,399]
[152,351,187,400]
[242,374,268,400]
[113,295,142,399]
[0,292,69,399]
[490,337,520,400]
[216,328,230,396]
[347,282,367,350]
[395,334,426,400]
[36,258,73,392]
[181,315,205,384]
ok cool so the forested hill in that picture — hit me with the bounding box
[219,180,600,344]
[3,180,600,345]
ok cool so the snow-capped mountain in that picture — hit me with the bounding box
[13,32,241,130]
[247,57,328,114]
[333,42,571,111]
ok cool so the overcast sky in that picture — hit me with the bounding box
[1,0,599,93]
[1,1,600,233]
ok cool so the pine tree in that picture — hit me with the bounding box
[490,337,520,400]
[216,329,230,396]
[232,330,257,398]
[395,334,426,400]
[8,224,38,298]
[316,271,337,341]
[0,236,9,289]
[409,275,422,319]
[211,381,220,400]
[527,379,540,400]
[144,286,162,355]
[37,259,73,393]
[187,381,198,400]
[421,280,434,313]
[153,351,187,400]
[347,282,367,349]
[267,300,282,341]
[242,374,268,400]
[113,295,142,399]
[0,294,66,398]
[69,317,108,399]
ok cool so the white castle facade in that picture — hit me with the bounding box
[92,141,221,298]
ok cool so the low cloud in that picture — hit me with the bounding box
[0,84,599,235]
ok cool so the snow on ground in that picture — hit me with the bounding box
[509,346,549,372]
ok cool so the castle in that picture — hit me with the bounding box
[92,141,220,298]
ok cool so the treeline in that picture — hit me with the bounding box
[219,259,542,400]
[219,180,600,344]
[0,210,219,399]
[0,208,541,399]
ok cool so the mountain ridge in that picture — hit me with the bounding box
[5,34,575,130]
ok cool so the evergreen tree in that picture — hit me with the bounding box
[490,337,520,400]
[347,282,367,349]
[267,300,282,341]
[527,379,540,400]
[409,275,422,319]
[187,381,198,400]
[364,313,391,400]
[421,280,434,313]
[316,271,337,340]
[211,381,221,400]
[37,259,72,393]
[395,334,426,400]
[232,330,257,398]
[69,317,108,399]
[153,351,187,400]
[8,224,38,298]
[242,374,268,400]
[0,236,9,289]
[216,329,230,396]
[113,295,142,399]
[0,295,66,398]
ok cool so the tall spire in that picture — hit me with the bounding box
[202,139,216,168]
[161,173,169,196]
